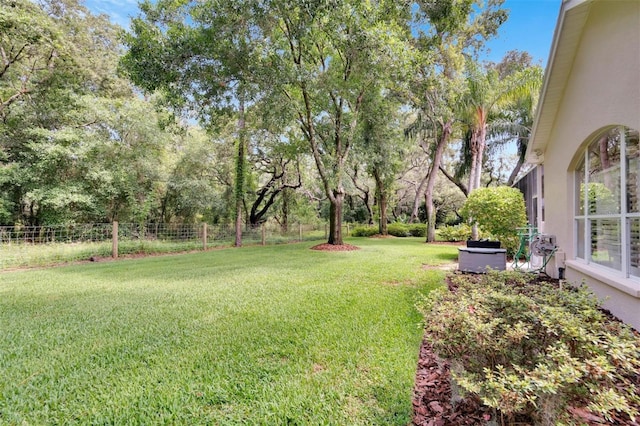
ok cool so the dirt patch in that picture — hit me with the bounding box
[311,364,325,374]
[310,243,360,251]
[421,263,458,271]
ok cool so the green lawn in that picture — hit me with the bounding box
[0,238,457,425]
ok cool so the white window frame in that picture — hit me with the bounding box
[574,126,640,280]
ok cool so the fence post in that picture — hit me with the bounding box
[299,223,303,241]
[112,221,118,259]
[324,223,328,239]
[203,223,208,250]
[346,223,350,236]
[261,224,266,246]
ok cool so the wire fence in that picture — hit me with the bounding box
[0,222,329,270]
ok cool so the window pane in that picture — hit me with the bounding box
[575,159,585,215]
[626,128,640,213]
[576,219,585,259]
[588,129,621,215]
[630,218,640,277]
[590,219,621,270]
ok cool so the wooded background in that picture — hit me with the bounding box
[1,0,542,245]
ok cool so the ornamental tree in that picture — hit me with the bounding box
[460,186,527,253]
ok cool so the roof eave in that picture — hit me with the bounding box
[526,0,593,164]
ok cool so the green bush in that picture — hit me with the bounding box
[351,225,379,237]
[351,223,425,238]
[407,223,426,237]
[436,223,473,242]
[419,271,640,424]
[387,223,410,237]
[460,186,527,254]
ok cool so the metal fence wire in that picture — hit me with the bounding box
[0,223,113,244]
[0,222,328,270]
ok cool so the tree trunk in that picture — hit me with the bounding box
[425,191,436,241]
[328,189,344,245]
[379,192,388,235]
[425,120,453,242]
[468,122,486,241]
[234,98,246,247]
[281,187,290,233]
[410,173,429,223]
[507,157,524,186]
[507,136,528,187]
[374,168,388,235]
[468,132,480,194]
[474,124,487,190]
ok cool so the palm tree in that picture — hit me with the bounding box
[458,60,509,193]
[488,66,544,186]
[450,60,542,239]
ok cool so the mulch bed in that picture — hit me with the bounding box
[310,243,360,251]
[412,273,640,426]
[412,338,493,426]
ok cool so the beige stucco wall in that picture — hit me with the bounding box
[541,1,640,329]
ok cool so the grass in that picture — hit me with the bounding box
[0,238,457,425]
[0,229,327,271]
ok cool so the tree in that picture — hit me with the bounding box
[489,62,544,186]
[0,0,149,225]
[407,0,508,242]
[248,132,303,227]
[359,91,408,234]
[0,0,61,118]
[159,126,224,224]
[121,0,271,246]
[266,0,412,245]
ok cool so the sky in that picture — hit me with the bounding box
[84,0,562,67]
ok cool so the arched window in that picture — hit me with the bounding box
[575,126,640,277]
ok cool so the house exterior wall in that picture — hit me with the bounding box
[541,0,640,329]
[513,166,539,227]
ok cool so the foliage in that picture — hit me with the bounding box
[387,223,411,237]
[407,223,427,237]
[267,0,414,244]
[582,182,618,215]
[0,0,209,226]
[0,0,540,248]
[460,186,527,253]
[488,60,544,185]
[407,0,508,242]
[351,223,427,238]
[436,223,474,242]
[420,271,640,424]
[351,225,380,237]
[383,223,425,238]
[1,239,457,424]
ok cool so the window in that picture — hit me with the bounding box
[575,126,640,277]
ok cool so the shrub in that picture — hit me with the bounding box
[351,223,425,238]
[436,223,473,242]
[387,223,410,237]
[460,186,527,254]
[351,225,379,237]
[408,223,427,237]
[419,271,640,424]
